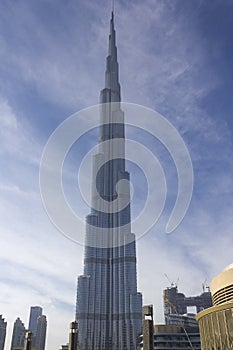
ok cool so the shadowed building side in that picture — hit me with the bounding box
[10,318,26,350]
[0,315,7,350]
[28,307,42,347]
[142,305,154,350]
[23,332,32,350]
[68,321,78,350]
[35,315,47,350]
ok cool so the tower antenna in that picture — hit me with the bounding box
[112,0,114,13]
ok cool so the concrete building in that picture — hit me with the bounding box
[142,305,154,350]
[68,321,78,350]
[76,10,142,350]
[59,345,68,350]
[165,313,199,328]
[153,324,201,350]
[35,315,47,350]
[140,304,201,349]
[163,285,212,324]
[10,318,26,350]
[196,263,233,349]
[0,315,7,350]
[23,332,32,350]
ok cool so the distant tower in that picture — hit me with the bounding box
[28,306,42,345]
[0,315,7,350]
[10,318,26,350]
[35,315,47,350]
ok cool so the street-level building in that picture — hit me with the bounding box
[196,263,233,349]
[140,324,201,350]
[153,324,201,350]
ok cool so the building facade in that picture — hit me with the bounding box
[76,11,142,350]
[10,317,26,350]
[141,303,201,350]
[35,315,47,350]
[153,324,201,350]
[196,264,233,349]
[165,313,199,328]
[140,324,201,350]
[0,315,7,350]
[68,321,78,350]
[141,285,212,350]
[142,305,154,350]
[163,286,212,324]
[28,306,42,346]
[23,331,32,350]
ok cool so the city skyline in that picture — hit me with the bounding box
[1,1,233,350]
[3,306,47,350]
[10,317,26,350]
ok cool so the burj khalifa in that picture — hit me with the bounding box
[76,11,142,350]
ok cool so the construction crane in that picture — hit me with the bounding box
[164,273,179,288]
[164,297,195,350]
[202,278,210,293]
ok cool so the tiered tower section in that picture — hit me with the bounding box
[76,12,142,350]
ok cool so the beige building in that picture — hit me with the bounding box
[196,263,233,349]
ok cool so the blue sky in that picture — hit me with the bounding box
[1,0,233,349]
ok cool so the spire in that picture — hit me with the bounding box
[76,6,142,349]
[100,8,121,103]
[109,11,115,57]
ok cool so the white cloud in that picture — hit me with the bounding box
[0,1,232,349]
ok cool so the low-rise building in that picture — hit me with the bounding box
[196,264,233,349]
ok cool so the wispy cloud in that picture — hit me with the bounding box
[0,0,233,349]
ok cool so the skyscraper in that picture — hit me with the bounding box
[28,306,42,342]
[10,317,26,350]
[35,315,47,350]
[76,11,142,350]
[0,315,7,350]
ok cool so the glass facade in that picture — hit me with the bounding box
[10,318,26,350]
[140,325,201,350]
[76,12,142,350]
[35,315,47,350]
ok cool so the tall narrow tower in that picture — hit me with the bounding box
[28,306,42,344]
[76,11,142,350]
[35,315,47,350]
